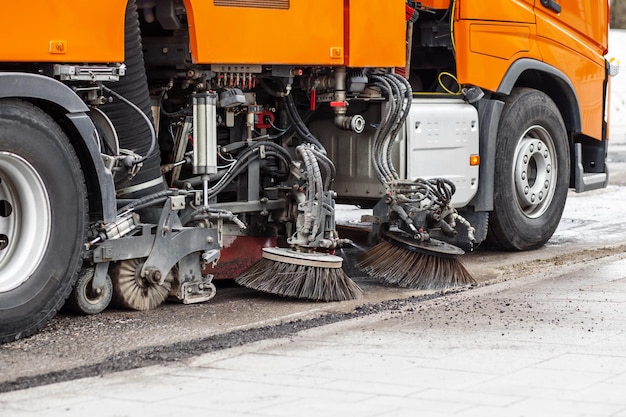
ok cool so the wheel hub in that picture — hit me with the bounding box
[0,152,51,292]
[513,126,557,218]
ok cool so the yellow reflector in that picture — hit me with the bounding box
[470,155,480,166]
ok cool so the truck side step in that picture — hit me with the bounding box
[574,142,608,193]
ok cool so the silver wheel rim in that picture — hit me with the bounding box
[512,125,557,219]
[0,152,51,292]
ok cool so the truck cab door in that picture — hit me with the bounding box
[536,0,608,55]
[535,0,609,141]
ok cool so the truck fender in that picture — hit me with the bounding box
[0,72,89,113]
[471,59,582,212]
[0,72,116,223]
[497,58,582,132]
[471,99,504,212]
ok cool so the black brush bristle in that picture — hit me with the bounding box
[235,258,363,302]
[357,240,475,290]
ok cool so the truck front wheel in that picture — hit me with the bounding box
[0,99,87,343]
[488,88,570,251]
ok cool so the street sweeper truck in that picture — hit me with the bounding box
[0,0,614,342]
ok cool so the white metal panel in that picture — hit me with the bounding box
[405,98,479,207]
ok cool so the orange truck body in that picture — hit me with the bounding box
[0,0,406,67]
[0,0,608,142]
[0,1,127,62]
[454,0,609,141]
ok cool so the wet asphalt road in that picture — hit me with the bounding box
[2,239,626,416]
[2,217,626,392]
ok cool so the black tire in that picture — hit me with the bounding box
[0,99,88,343]
[67,268,113,315]
[488,88,570,251]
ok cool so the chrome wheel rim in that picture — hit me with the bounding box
[512,125,557,219]
[0,152,51,292]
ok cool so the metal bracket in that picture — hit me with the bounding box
[170,194,186,210]
[174,252,218,304]
[91,261,110,292]
[140,199,219,284]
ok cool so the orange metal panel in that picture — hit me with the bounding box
[535,3,607,140]
[535,36,606,140]
[536,0,608,55]
[0,0,127,63]
[345,0,406,67]
[469,24,531,60]
[456,5,607,141]
[185,0,345,65]
[455,20,541,93]
[420,0,450,10]
[458,0,535,23]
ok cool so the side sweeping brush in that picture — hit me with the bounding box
[235,248,363,301]
[357,232,475,290]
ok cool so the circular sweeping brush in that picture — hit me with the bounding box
[235,247,363,301]
[357,232,475,290]
[110,258,174,310]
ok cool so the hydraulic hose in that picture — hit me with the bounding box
[382,75,403,181]
[296,145,325,241]
[204,141,293,199]
[371,75,397,185]
[370,73,413,188]
[309,146,335,190]
[284,92,327,154]
[102,85,155,165]
[384,74,412,180]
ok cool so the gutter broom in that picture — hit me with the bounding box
[358,231,474,290]
[235,80,363,301]
[236,248,362,301]
[356,72,475,290]
[235,143,363,302]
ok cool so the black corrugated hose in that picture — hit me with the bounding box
[101,0,165,200]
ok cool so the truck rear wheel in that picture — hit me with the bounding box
[0,99,87,343]
[488,88,570,251]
